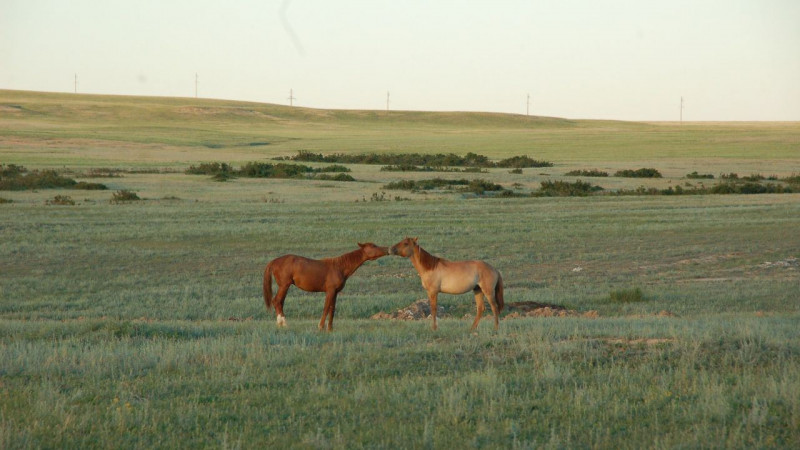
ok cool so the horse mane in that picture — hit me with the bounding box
[415,245,440,271]
[325,248,366,272]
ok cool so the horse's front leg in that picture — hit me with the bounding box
[319,291,336,331]
[327,292,339,331]
[427,290,439,331]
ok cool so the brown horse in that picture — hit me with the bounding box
[390,237,504,331]
[263,243,389,331]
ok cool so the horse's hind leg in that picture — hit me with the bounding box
[484,286,500,331]
[274,284,290,327]
[471,288,485,331]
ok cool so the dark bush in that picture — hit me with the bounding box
[495,155,553,168]
[459,179,505,195]
[384,178,470,191]
[315,173,355,182]
[74,182,107,190]
[185,162,235,176]
[316,165,351,173]
[614,168,662,178]
[0,169,77,190]
[1,164,27,178]
[565,169,609,177]
[686,171,714,179]
[285,151,551,168]
[537,180,603,197]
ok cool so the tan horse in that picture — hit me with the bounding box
[263,243,389,331]
[390,237,504,331]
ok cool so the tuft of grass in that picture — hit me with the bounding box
[45,195,75,206]
[110,190,141,203]
[608,287,646,303]
[686,171,714,179]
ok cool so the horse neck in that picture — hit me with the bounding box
[412,245,439,273]
[329,248,368,277]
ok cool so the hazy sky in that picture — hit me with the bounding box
[2,0,799,120]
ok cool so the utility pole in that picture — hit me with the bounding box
[680,96,684,124]
[195,73,198,98]
[386,91,390,112]
[527,93,530,116]
[74,74,77,93]
[288,89,296,106]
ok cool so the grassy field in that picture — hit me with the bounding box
[1,90,799,448]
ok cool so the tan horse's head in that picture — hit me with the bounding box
[389,237,418,257]
[358,242,390,260]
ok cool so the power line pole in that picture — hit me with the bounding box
[386,91,390,112]
[288,89,296,106]
[195,73,198,98]
[527,93,530,116]
[74,74,77,93]
[680,96,684,123]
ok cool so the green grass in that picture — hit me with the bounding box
[1,90,799,448]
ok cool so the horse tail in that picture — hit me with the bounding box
[495,273,504,312]
[263,261,273,310]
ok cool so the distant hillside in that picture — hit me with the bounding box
[2,89,798,168]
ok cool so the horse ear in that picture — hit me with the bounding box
[357,242,365,248]
[412,237,418,243]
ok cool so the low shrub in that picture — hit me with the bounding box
[686,171,714,179]
[614,168,662,178]
[565,169,609,177]
[283,151,551,168]
[1,164,26,178]
[495,155,553,168]
[0,197,12,204]
[74,182,107,190]
[185,162,235,176]
[459,179,505,195]
[509,168,523,174]
[384,178,470,191]
[710,182,793,194]
[0,169,77,190]
[537,180,603,197]
[315,173,355,182]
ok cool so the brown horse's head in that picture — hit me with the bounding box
[358,242,390,260]
[389,237,418,257]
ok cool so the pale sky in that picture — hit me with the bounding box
[2,0,799,121]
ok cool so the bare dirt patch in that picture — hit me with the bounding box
[370,300,599,321]
[370,299,446,320]
[503,301,599,319]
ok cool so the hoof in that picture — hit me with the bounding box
[276,315,287,327]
